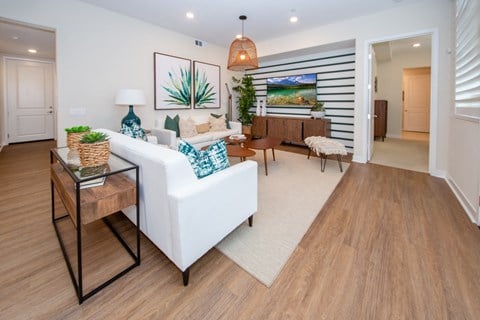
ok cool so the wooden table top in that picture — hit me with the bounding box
[226,145,256,158]
[244,136,283,150]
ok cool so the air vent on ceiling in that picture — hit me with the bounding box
[195,39,207,47]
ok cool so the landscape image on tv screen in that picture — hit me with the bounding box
[266,73,317,106]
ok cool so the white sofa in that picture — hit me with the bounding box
[97,129,258,285]
[152,115,242,149]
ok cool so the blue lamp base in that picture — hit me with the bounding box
[121,105,141,127]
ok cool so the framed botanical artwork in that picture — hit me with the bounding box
[193,61,220,109]
[154,52,192,110]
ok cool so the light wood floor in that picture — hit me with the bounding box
[1,141,480,319]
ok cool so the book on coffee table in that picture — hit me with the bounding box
[74,166,107,189]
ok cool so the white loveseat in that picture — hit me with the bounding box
[97,129,258,285]
[152,114,241,149]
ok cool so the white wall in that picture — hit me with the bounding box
[256,0,452,175]
[376,49,431,138]
[446,0,480,224]
[447,119,480,223]
[0,0,237,146]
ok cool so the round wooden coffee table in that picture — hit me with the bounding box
[244,137,283,176]
[226,145,256,162]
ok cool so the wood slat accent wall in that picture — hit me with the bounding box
[246,47,355,151]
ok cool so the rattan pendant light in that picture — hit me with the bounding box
[227,15,258,71]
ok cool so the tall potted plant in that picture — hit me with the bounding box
[232,75,256,134]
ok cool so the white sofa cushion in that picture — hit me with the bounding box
[152,114,242,149]
[209,114,227,131]
[179,117,197,138]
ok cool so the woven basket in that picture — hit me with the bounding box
[67,132,89,151]
[79,140,110,167]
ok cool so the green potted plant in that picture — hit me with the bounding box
[310,101,326,119]
[65,125,91,151]
[78,131,111,167]
[232,75,256,133]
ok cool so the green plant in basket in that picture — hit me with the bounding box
[80,131,109,144]
[311,101,325,112]
[64,125,91,133]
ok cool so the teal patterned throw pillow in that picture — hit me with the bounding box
[120,122,147,141]
[178,140,230,178]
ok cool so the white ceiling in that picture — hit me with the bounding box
[0,0,426,60]
[78,0,422,48]
[373,35,432,63]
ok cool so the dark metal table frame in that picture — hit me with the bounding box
[50,148,140,304]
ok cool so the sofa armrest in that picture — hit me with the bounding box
[151,128,176,147]
[167,160,258,270]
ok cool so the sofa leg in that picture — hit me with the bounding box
[182,268,190,286]
[248,215,253,227]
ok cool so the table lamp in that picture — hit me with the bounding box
[115,89,146,127]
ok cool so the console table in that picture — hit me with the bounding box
[50,148,139,304]
[252,116,331,144]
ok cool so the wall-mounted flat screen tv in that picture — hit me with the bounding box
[266,73,317,106]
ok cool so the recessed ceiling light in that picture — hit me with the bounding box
[290,16,298,23]
[412,43,421,48]
[12,36,19,40]
[186,12,194,19]
[28,49,37,53]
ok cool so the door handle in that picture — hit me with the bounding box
[373,114,378,118]
[48,111,53,114]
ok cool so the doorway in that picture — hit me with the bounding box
[367,34,433,173]
[402,67,431,133]
[5,58,55,142]
[0,19,56,145]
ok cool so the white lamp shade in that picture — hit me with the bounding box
[115,89,146,106]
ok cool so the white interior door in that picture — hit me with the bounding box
[6,58,55,143]
[402,67,431,132]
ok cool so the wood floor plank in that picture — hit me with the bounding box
[1,141,480,319]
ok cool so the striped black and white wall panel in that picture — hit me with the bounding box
[246,47,355,151]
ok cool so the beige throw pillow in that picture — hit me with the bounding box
[209,114,227,131]
[179,117,198,138]
[196,122,210,134]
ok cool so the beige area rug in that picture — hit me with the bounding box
[370,138,429,173]
[216,150,348,287]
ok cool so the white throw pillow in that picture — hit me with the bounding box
[209,114,227,132]
[179,117,198,138]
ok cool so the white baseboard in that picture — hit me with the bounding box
[352,154,366,163]
[430,169,446,178]
[446,174,478,225]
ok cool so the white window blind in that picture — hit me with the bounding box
[455,0,480,117]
